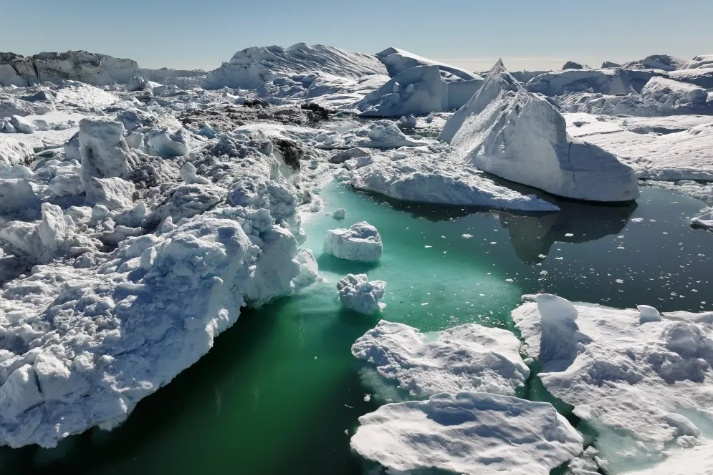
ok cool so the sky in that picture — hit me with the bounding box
[2,0,712,72]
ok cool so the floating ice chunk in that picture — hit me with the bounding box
[337,274,386,315]
[691,208,713,229]
[351,392,583,475]
[682,54,713,70]
[323,221,383,262]
[513,294,713,473]
[351,154,559,211]
[332,208,346,220]
[292,248,319,290]
[352,320,529,399]
[441,61,639,202]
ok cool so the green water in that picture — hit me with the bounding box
[2,183,712,475]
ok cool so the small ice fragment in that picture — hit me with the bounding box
[462,234,473,239]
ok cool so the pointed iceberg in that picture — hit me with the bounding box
[440,60,639,202]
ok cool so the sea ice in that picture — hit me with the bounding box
[351,392,583,475]
[352,320,530,399]
[514,294,713,473]
[337,274,386,315]
[323,221,383,262]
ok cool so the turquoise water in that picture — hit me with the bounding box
[1,183,712,474]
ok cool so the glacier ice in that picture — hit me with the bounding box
[441,60,640,202]
[514,294,713,473]
[337,274,386,315]
[323,221,383,262]
[351,392,583,475]
[352,320,529,399]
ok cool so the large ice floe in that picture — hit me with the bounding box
[440,60,639,202]
[323,221,383,262]
[351,320,530,399]
[349,148,560,211]
[0,111,313,448]
[514,294,713,474]
[351,392,583,475]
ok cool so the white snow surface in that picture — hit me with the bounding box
[566,113,713,180]
[351,392,583,475]
[323,221,383,262]
[691,207,713,229]
[441,61,639,202]
[351,320,530,399]
[514,294,713,474]
[336,274,386,315]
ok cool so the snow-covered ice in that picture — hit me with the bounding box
[352,320,530,399]
[514,294,713,473]
[323,221,383,262]
[336,274,386,315]
[351,392,583,475]
[350,150,560,211]
[441,60,639,202]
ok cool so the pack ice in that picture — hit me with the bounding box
[351,320,530,399]
[514,294,713,474]
[440,60,640,202]
[351,392,583,475]
[0,113,313,448]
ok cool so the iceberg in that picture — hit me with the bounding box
[351,392,583,475]
[514,294,713,473]
[336,274,386,315]
[352,320,530,399]
[440,60,639,202]
[323,221,383,262]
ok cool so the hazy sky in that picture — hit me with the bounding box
[2,0,711,72]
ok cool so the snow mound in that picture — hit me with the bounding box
[623,54,685,71]
[440,60,639,202]
[323,221,382,262]
[514,294,713,473]
[350,152,559,211]
[683,54,713,70]
[376,47,482,81]
[355,65,482,116]
[352,320,529,399]
[206,43,387,89]
[351,392,583,475]
[337,274,386,315]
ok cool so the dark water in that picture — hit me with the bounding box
[1,183,711,475]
